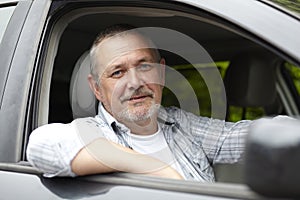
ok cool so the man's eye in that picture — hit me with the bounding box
[111,70,124,78]
[138,63,153,71]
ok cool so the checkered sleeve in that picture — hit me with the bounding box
[207,119,251,163]
[174,108,252,164]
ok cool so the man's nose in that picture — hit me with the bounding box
[126,68,144,90]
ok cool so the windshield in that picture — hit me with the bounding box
[268,0,300,16]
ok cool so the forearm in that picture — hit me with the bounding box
[71,138,183,179]
[27,121,182,179]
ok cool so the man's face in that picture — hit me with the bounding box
[92,33,165,123]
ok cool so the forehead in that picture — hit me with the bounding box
[95,33,156,68]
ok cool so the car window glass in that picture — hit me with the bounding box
[284,62,300,95]
[0,5,15,44]
[269,0,300,16]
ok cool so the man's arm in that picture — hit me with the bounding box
[168,107,251,163]
[71,138,183,179]
[27,122,182,179]
[177,107,292,164]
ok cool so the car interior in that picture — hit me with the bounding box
[38,5,300,183]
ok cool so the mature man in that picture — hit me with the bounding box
[27,24,253,182]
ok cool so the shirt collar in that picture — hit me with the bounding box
[157,106,175,125]
[97,103,117,127]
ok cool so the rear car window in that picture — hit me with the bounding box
[285,62,300,95]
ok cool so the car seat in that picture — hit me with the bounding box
[69,51,98,119]
[224,49,282,119]
[214,49,282,183]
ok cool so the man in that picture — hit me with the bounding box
[27,24,252,182]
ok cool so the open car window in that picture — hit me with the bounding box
[41,6,299,125]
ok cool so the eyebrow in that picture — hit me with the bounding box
[108,64,123,71]
[108,55,155,71]
[135,56,155,64]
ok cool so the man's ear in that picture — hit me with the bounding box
[88,74,103,102]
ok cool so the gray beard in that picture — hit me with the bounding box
[117,103,160,122]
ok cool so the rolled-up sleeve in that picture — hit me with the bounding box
[26,117,107,177]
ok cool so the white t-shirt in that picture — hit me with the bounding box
[126,125,185,178]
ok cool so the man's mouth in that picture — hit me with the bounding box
[128,94,153,102]
[120,87,154,103]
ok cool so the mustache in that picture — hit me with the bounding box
[120,87,154,103]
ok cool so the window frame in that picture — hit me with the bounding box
[0,1,26,109]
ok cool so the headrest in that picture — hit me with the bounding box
[224,50,277,107]
[69,51,97,119]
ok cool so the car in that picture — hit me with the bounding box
[0,0,300,199]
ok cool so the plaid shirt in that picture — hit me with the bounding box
[27,106,251,181]
[110,106,251,182]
